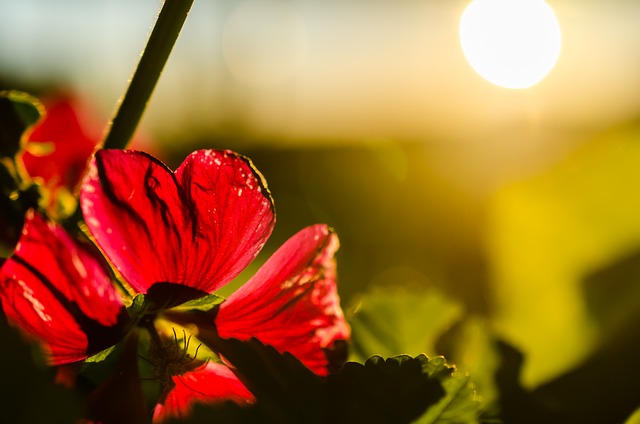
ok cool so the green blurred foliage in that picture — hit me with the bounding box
[0,314,82,422]
[413,356,480,424]
[348,287,462,362]
[165,140,490,313]
[487,122,640,387]
[177,121,640,423]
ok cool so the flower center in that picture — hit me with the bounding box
[146,327,206,385]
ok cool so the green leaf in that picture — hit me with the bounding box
[199,334,327,424]
[144,282,214,311]
[348,287,462,362]
[172,310,473,423]
[0,91,43,158]
[126,286,224,319]
[79,338,126,386]
[329,354,446,424]
[170,293,225,312]
[127,293,147,317]
[415,357,480,424]
[487,123,640,386]
[85,344,118,363]
[436,317,500,412]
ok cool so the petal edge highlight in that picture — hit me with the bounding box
[216,224,350,376]
[81,149,275,294]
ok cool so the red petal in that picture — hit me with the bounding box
[23,94,99,192]
[23,93,157,193]
[216,224,350,376]
[0,212,125,365]
[175,150,275,292]
[153,362,254,423]
[81,149,274,294]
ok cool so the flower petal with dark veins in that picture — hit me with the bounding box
[216,224,350,376]
[0,211,127,364]
[81,149,275,295]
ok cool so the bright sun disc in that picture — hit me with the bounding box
[459,0,561,89]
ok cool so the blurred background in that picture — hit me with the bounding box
[2,0,640,421]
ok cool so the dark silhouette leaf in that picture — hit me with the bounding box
[0,91,42,158]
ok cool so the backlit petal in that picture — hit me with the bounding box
[216,224,350,376]
[81,150,187,294]
[23,95,97,192]
[175,150,275,293]
[81,149,274,294]
[0,211,126,364]
[153,362,254,423]
[23,93,157,193]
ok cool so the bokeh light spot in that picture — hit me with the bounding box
[459,0,561,89]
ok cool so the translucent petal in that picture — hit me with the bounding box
[81,149,274,294]
[217,224,350,376]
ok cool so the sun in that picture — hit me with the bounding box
[459,0,561,89]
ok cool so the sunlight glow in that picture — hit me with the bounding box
[459,0,561,89]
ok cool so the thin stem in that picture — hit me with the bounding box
[142,315,164,350]
[65,0,193,227]
[100,0,194,151]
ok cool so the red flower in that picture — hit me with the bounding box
[23,94,99,195]
[21,93,156,217]
[0,211,127,365]
[80,149,349,420]
[154,223,349,421]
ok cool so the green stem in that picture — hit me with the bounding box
[141,314,164,349]
[100,0,194,151]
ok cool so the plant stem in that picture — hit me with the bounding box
[65,0,193,227]
[141,315,164,350]
[101,0,194,151]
